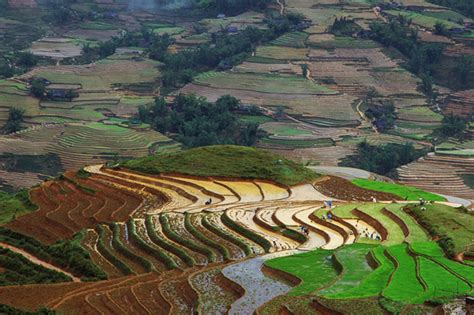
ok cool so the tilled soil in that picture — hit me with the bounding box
[314,176,399,201]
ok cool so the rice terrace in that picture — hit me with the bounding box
[0,0,473,314]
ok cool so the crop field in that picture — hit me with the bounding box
[384,9,464,29]
[0,146,471,313]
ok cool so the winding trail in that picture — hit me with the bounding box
[0,242,80,282]
[222,250,299,314]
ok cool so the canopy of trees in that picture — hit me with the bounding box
[340,142,426,176]
[427,0,474,18]
[2,108,24,134]
[138,94,261,147]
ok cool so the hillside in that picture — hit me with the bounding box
[122,145,319,186]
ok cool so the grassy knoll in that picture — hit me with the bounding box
[383,244,426,304]
[0,190,37,225]
[265,249,338,296]
[405,204,473,256]
[122,145,319,186]
[351,179,446,201]
[320,244,376,297]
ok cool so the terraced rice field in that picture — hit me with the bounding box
[0,161,471,313]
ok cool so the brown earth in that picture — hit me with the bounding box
[314,176,399,201]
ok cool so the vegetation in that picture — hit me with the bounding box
[436,114,470,139]
[340,142,426,176]
[145,215,195,267]
[123,145,319,186]
[2,107,24,134]
[222,211,271,252]
[351,179,446,201]
[184,214,230,260]
[0,190,37,224]
[0,228,107,281]
[96,225,134,275]
[126,220,177,270]
[403,204,473,257]
[138,94,261,147]
[159,214,216,262]
[110,223,154,272]
[0,305,55,315]
[0,248,71,286]
[427,0,474,18]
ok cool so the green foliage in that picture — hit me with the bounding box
[30,78,46,99]
[427,0,474,18]
[436,114,469,139]
[96,225,134,276]
[0,228,107,281]
[201,215,252,256]
[0,248,71,286]
[159,214,216,262]
[404,204,473,257]
[139,94,262,147]
[434,22,449,36]
[0,190,37,224]
[364,100,396,132]
[0,305,55,314]
[221,211,271,252]
[110,223,154,272]
[351,179,446,201]
[126,220,177,270]
[369,18,445,75]
[340,141,426,176]
[197,0,272,15]
[123,145,319,186]
[2,107,24,134]
[145,215,195,267]
[331,17,361,36]
[184,214,230,260]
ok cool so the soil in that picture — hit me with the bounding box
[314,176,399,201]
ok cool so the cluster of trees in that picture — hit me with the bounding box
[2,108,25,134]
[436,114,469,139]
[340,141,426,176]
[369,17,445,75]
[0,52,38,79]
[364,100,397,132]
[427,0,474,18]
[330,17,361,36]
[196,0,272,15]
[137,94,262,147]
[159,14,304,88]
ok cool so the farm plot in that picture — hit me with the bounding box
[182,82,359,122]
[29,38,82,59]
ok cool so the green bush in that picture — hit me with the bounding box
[222,212,271,252]
[184,214,230,260]
[126,220,177,269]
[0,305,55,315]
[202,215,252,256]
[160,214,216,262]
[145,215,195,267]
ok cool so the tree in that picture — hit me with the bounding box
[437,114,468,138]
[30,79,46,99]
[3,108,25,134]
[454,56,473,86]
[434,22,448,36]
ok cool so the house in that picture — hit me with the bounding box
[227,26,239,34]
[217,14,226,19]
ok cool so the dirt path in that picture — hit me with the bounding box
[0,242,80,282]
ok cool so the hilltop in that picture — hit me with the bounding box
[122,145,319,186]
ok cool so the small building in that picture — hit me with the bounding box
[227,26,239,34]
[217,14,226,19]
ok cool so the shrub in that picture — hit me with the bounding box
[96,225,134,275]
